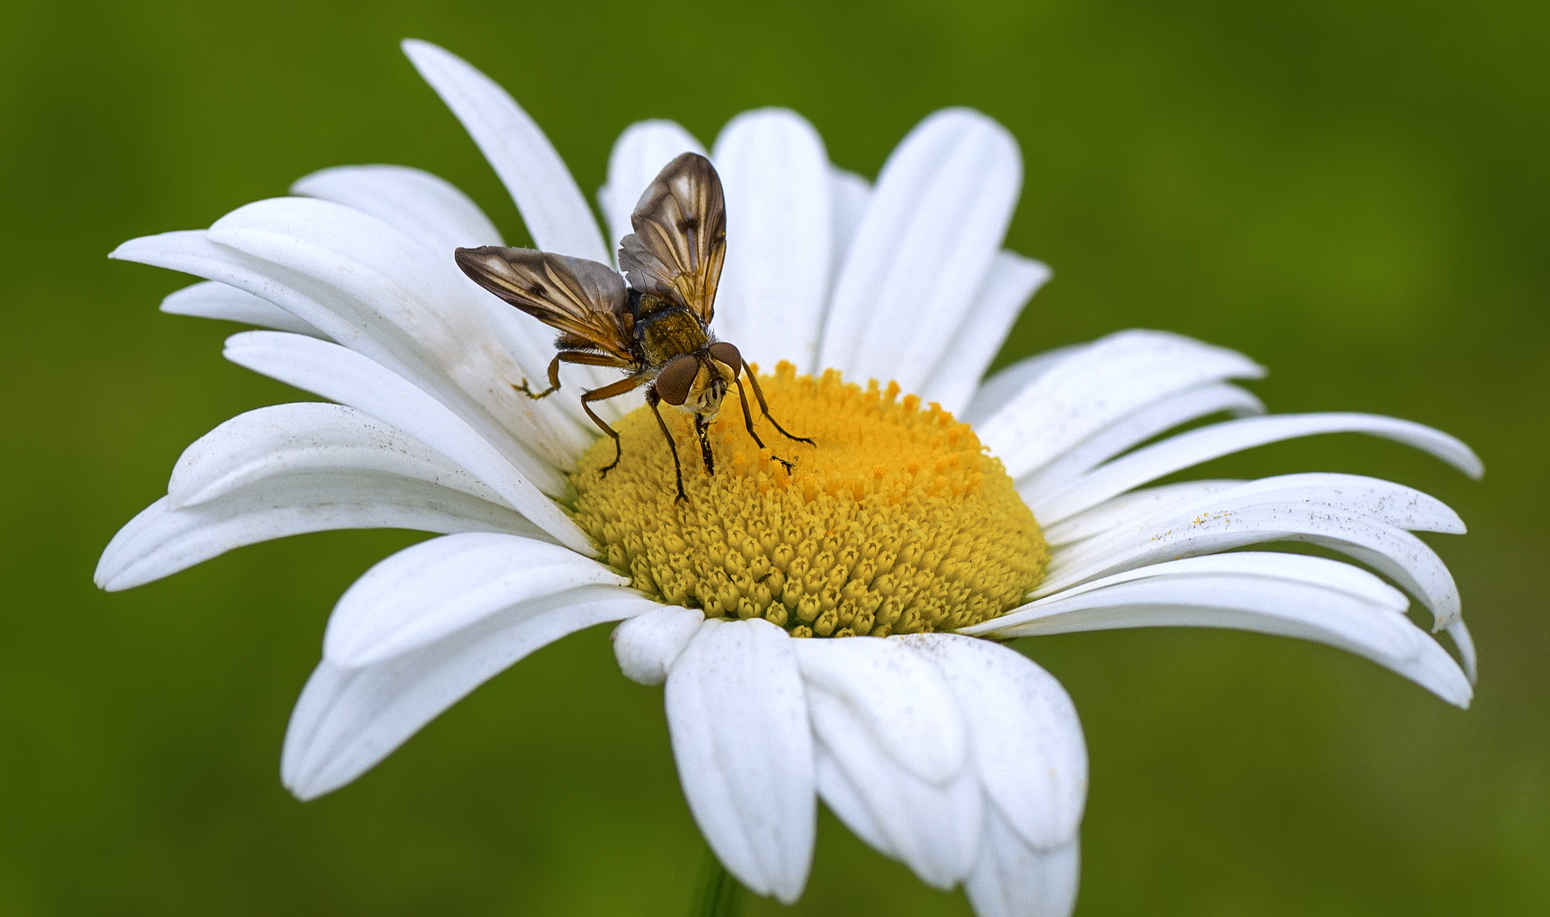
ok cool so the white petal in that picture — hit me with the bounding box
[1016,383,1264,497]
[827,168,871,290]
[206,196,593,463]
[973,554,1472,707]
[664,619,814,903]
[806,659,983,889]
[166,402,499,508]
[960,344,1088,427]
[323,533,627,667]
[794,636,967,784]
[1045,472,1463,549]
[611,605,706,685]
[112,227,592,466]
[290,164,504,252]
[820,109,1021,392]
[711,109,832,372]
[918,252,1052,415]
[1027,552,1411,612]
[283,583,655,799]
[900,635,1086,851]
[1036,412,1484,525]
[161,281,327,337]
[223,331,591,554]
[603,120,706,254]
[1038,495,1463,630]
[1043,480,1241,546]
[400,40,608,263]
[1447,620,1478,684]
[977,330,1266,481]
[95,479,542,593]
[965,810,1080,917]
[813,746,894,856]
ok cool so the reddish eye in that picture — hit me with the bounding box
[708,341,742,373]
[654,355,699,406]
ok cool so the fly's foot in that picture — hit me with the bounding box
[515,379,559,399]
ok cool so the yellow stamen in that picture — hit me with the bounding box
[570,363,1047,636]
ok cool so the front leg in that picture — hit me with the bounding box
[516,353,563,399]
[579,373,650,475]
[647,392,687,502]
[518,350,635,399]
[693,413,716,476]
[744,361,815,445]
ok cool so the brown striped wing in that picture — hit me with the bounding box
[454,246,636,365]
[617,152,727,326]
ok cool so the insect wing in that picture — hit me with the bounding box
[455,247,635,362]
[618,152,726,325]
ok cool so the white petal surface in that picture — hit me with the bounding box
[901,635,1086,850]
[290,164,504,252]
[820,109,1021,392]
[1042,480,1241,546]
[113,226,592,463]
[95,480,542,593]
[324,533,628,667]
[1036,412,1484,524]
[1016,383,1264,498]
[966,811,1080,917]
[1038,485,1464,629]
[401,40,608,263]
[812,656,979,892]
[664,619,814,903]
[827,168,871,288]
[223,331,591,554]
[972,554,1471,706]
[611,605,706,686]
[977,330,1265,481]
[602,120,706,254]
[919,252,1052,415]
[795,636,967,784]
[1045,472,1463,549]
[813,747,893,855]
[711,109,833,372]
[1447,620,1479,684]
[960,344,1088,427]
[207,195,593,461]
[161,281,327,338]
[283,583,656,799]
[167,402,499,508]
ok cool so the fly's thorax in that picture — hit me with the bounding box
[637,307,709,367]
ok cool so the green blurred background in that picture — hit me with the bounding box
[1,0,1545,913]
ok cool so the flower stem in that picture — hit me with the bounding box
[689,846,745,917]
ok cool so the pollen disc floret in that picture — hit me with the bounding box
[570,363,1048,637]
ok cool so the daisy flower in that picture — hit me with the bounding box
[96,39,1481,917]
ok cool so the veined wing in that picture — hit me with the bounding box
[455,247,635,363]
[618,152,726,325]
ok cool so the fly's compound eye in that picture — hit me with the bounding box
[654,355,699,406]
[707,341,742,373]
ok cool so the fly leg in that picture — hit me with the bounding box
[519,350,633,399]
[516,353,563,399]
[693,413,716,476]
[646,391,687,502]
[732,374,795,474]
[580,373,650,476]
[744,361,814,446]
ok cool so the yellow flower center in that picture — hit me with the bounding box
[570,363,1047,637]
